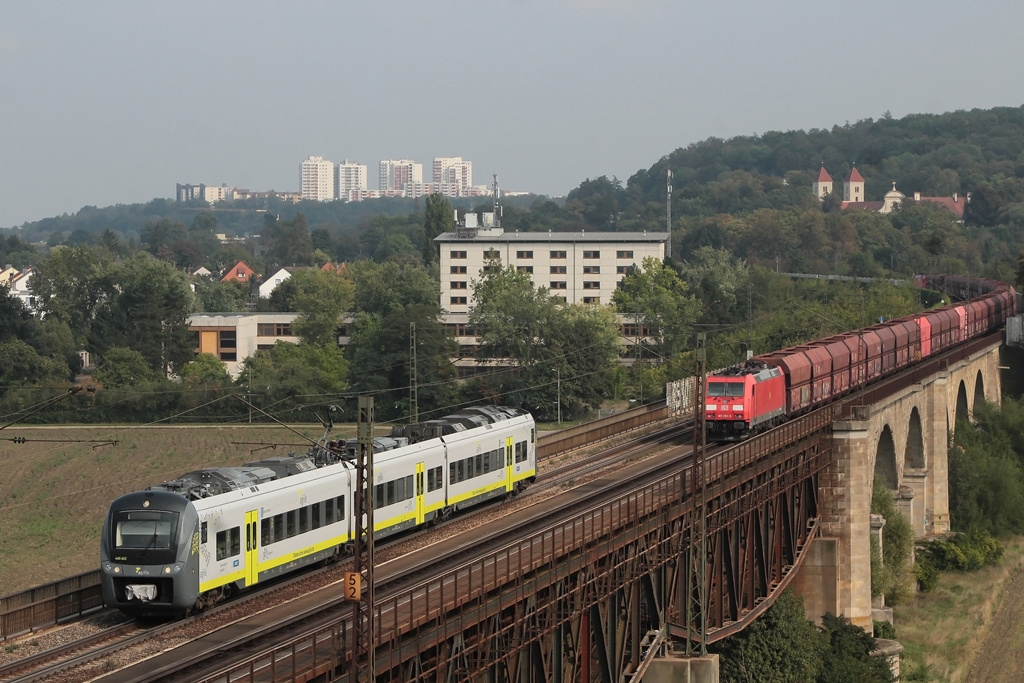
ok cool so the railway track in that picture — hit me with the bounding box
[92,427,702,683]
[1,410,679,681]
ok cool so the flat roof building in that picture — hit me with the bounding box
[435,225,669,313]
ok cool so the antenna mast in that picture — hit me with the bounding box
[492,174,501,228]
[666,168,673,258]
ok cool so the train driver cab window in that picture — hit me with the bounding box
[708,382,745,397]
[515,441,528,463]
[113,510,178,550]
[216,527,241,561]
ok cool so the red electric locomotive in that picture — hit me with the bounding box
[705,360,787,441]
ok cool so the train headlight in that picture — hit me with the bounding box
[163,566,172,574]
[173,564,182,573]
[104,563,113,572]
[113,566,121,574]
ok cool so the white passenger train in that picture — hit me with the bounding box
[100,406,536,616]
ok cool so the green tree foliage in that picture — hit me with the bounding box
[467,263,620,420]
[0,283,41,345]
[180,353,233,390]
[565,176,626,230]
[711,590,892,683]
[918,531,1002,572]
[140,217,188,258]
[678,246,748,325]
[265,213,315,269]
[612,256,701,360]
[289,268,355,348]
[346,304,457,422]
[711,590,826,683]
[948,398,1024,535]
[344,260,454,421]
[818,612,894,682]
[88,253,197,374]
[870,475,915,604]
[30,245,114,345]
[93,346,157,388]
[0,339,69,390]
[194,278,249,313]
[349,260,438,315]
[238,342,348,412]
[422,193,453,265]
[0,234,38,268]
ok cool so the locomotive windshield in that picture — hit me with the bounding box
[113,510,179,550]
[708,381,745,398]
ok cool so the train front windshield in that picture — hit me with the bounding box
[708,381,745,398]
[113,510,179,550]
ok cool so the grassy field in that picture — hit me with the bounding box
[894,537,1024,681]
[0,423,353,596]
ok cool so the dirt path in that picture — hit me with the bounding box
[967,565,1024,681]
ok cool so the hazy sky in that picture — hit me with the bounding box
[3,1,1023,228]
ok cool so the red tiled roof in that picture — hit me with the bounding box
[815,166,833,182]
[914,196,966,219]
[847,167,864,182]
[221,260,255,283]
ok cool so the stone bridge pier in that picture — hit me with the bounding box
[791,342,1003,630]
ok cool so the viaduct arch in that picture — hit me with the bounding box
[791,341,1003,628]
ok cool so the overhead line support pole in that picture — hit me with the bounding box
[686,332,708,656]
[353,397,375,682]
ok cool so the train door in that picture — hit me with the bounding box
[415,462,425,525]
[505,436,514,493]
[245,510,259,587]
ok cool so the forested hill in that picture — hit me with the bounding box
[632,105,1024,207]
[566,105,1024,229]
[5,105,1024,281]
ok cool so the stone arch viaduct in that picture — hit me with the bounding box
[790,339,1004,628]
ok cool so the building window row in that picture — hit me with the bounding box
[451,296,467,305]
[516,250,533,258]
[550,281,567,289]
[451,281,468,289]
[450,265,467,274]
[617,250,634,258]
[257,323,293,337]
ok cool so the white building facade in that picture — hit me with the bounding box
[379,159,423,192]
[433,156,473,192]
[336,161,368,200]
[436,227,669,313]
[301,155,335,201]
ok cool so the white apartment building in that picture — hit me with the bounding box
[433,156,472,191]
[301,155,335,201]
[436,225,669,313]
[379,159,423,192]
[336,161,368,201]
[176,183,233,204]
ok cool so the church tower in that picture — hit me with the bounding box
[813,166,833,200]
[844,166,865,202]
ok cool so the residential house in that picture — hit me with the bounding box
[259,268,291,299]
[221,261,256,284]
